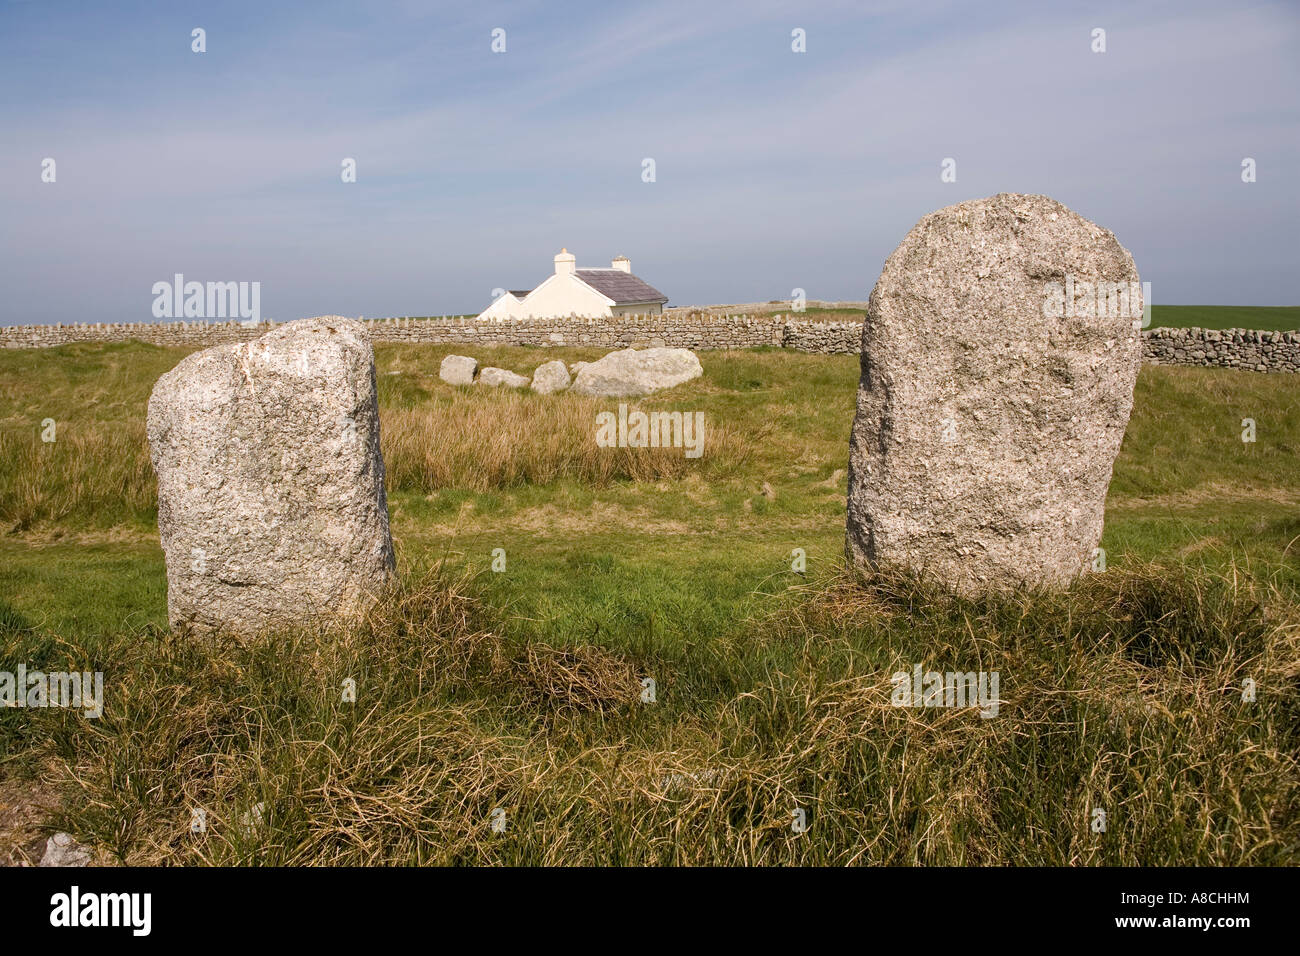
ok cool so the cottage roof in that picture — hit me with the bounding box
[575,269,668,305]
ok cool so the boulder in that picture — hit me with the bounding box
[147,316,395,636]
[479,367,530,389]
[570,348,703,397]
[845,193,1143,593]
[439,354,478,385]
[531,360,571,394]
[39,832,92,867]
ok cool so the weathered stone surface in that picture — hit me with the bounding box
[40,832,92,867]
[439,354,478,385]
[147,316,395,636]
[846,193,1143,593]
[531,360,571,394]
[570,347,703,397]
[479,367,529,388]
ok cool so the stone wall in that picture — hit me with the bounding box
[361,314,788,350]
[783,320,861,353]
[1142,326,1300,373]
[0,315,791,351]
[666,300,870,316]
[1,314,1296,371]
[1,320,279,350]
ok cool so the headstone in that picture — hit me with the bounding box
[147,316,395,635]
[846,193,1143,592]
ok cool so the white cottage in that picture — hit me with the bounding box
[479,249,668,320]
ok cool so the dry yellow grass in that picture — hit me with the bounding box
[381,390,752,491]
[0,425,154,532]
[0,382,756,530]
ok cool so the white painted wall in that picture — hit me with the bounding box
[478,249,660,320]
[516,273,613,318]
[478,292,523,320]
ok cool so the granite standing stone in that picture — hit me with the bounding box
[846,193,1143,592]
[147,316,395,635]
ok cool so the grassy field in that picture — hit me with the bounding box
[0,326,1297,865]
[1148,305,1300,331]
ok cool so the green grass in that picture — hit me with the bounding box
[1148,305,1300,331]
[0,314,1297,865]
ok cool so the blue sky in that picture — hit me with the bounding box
[2,0,1297,324]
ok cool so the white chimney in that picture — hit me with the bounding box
[611,256,631,273]
[554,247,576,276]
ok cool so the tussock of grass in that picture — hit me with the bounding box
[4,563,1296,865]
[4,569,646,864]
[742,564,1300,864]
[382,390,751,492]
[0,426,154,532]
[0,360,757,527]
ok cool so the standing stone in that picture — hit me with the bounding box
[531,360,571,394]
[147,316,395,636]
[846,193,1143,593]
[440,354,478,385]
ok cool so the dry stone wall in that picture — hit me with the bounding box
[2,315,1296,371]
[1143,326,1300,373]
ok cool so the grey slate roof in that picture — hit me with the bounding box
[575,269,668,305]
